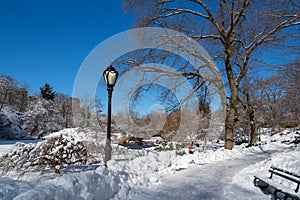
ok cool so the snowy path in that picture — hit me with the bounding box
[131,150,274,200]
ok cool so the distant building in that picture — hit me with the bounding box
[70,98,80,110]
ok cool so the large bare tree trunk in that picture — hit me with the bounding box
[225,106,235,150]
[248,106,257,145]
[250,118,257,144]
[245,74,257,144]
[224,49,237,150]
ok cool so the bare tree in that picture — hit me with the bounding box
[16,82,30,112]
[251,75,294,129]
[280,60,300,127]
[249,60,300,130]
[0,75,18,112]
[114,111,132,134]
[55,93,74,128]
[124,0,300,149]
[77,95,103,129]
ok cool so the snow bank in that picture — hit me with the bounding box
[14,166,130,200]
[0,177,34,199]
[1,166,131,200]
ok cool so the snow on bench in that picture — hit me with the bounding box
[254,166,300,200]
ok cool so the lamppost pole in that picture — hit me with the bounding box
[103,65,118,166]
[105,87,113,165]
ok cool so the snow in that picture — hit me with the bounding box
[0,128,299,199]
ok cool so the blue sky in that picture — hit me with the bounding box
[0,1,175,115]
[0,0,134,95]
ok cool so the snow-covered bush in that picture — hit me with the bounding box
[0,134,96,175]
[154,141,186,152]
[0,109,30,140]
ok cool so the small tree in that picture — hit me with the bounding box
[40,83,55,101]
[55,93,74,128]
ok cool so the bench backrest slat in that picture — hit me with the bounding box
[271,166,300,179]
[269,167,300,193]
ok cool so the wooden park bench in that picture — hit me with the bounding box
[254,166,300,200]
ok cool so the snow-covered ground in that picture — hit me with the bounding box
[0,128,299,200]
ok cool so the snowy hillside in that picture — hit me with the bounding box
[0,128,299,199]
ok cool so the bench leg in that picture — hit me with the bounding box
[274,189,278,200]
[253,177,269,189]
[254,177,257,186]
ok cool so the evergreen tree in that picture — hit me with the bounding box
[40,83,55,101]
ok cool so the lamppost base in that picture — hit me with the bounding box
[104,139,112,166]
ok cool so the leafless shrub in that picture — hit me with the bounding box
[0,135,96,175]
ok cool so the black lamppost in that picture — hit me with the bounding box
[103,65,119,166]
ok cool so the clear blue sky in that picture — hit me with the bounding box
[0,0,134,95]
[0,1,174,115]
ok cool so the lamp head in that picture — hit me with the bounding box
[103,65,119,88]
